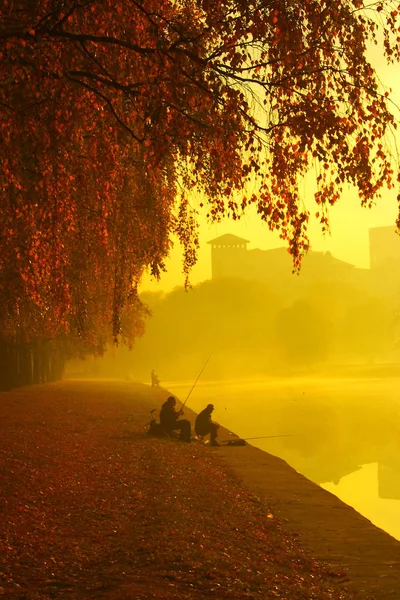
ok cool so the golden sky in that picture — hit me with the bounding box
[141,42,400,293]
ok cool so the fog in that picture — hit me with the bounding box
[68,268,399,383]
[65,258,400,540]
[168,376,400,541]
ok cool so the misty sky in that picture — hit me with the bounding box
[141,43,400,293]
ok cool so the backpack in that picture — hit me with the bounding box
[147,419,168,438]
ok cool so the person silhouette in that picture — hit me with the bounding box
[151,369,160,387]
[159,396,191,442]
[195,404,220,446]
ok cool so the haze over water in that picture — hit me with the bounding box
[166,376,400,542]
[69,37,400,539]
[72,218,400,543]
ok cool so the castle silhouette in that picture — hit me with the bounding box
[207,226,400,293]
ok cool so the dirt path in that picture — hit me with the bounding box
[1,379,399,599]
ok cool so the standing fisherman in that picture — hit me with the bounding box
[195,404,220,446]
[151,369,160,387]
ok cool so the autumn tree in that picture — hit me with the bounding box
[124,278,282,380]
[341,296,392,363]
[1,1,400,385]
[275,299,333,367]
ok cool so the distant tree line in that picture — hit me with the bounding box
[83,277,394,382]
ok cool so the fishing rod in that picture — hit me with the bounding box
[181,352,213,410]
[219,433,301,446]
[242,434,300,441]
[142,408,157,431]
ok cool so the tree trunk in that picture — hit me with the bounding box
[17,342,33,387]
[0,338,15,391]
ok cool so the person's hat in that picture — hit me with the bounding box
[207,404,214,410]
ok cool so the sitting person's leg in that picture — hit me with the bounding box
[177,419,191,442]
[195,423,219,445]
[195,423,210,438]
[209,423,219,446]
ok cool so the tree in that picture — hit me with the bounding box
[102,278,282,380]
[275,299,333,367]
[341,296,392,363]
[1,1,400,375]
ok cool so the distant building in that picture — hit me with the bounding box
[369,226,400,269]
[369,226,400,297]
[207,234,250,280]
[208,227,400,296]
[207,233,356,286]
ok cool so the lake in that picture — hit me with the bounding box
[165,376,400,541]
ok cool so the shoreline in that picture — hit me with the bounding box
[2,378,400,599]
[64,378,400,598]
[213,427,400,599]
[158,378,400,599]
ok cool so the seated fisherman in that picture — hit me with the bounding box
[195,404,220,446]
[159,396,191,442]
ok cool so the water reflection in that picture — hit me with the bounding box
[378,449,400,500]
[166,377,400,541]
[322,463,400,541]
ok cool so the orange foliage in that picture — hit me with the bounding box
[0,0,399,351]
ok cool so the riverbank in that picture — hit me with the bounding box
[218,443,400,598]
[1,379,399,599]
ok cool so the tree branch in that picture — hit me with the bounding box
[65,74,144,142]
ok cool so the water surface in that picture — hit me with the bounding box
[166,377,400,541]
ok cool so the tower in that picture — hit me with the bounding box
[369,226,400,269]
[207,234,250,279]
